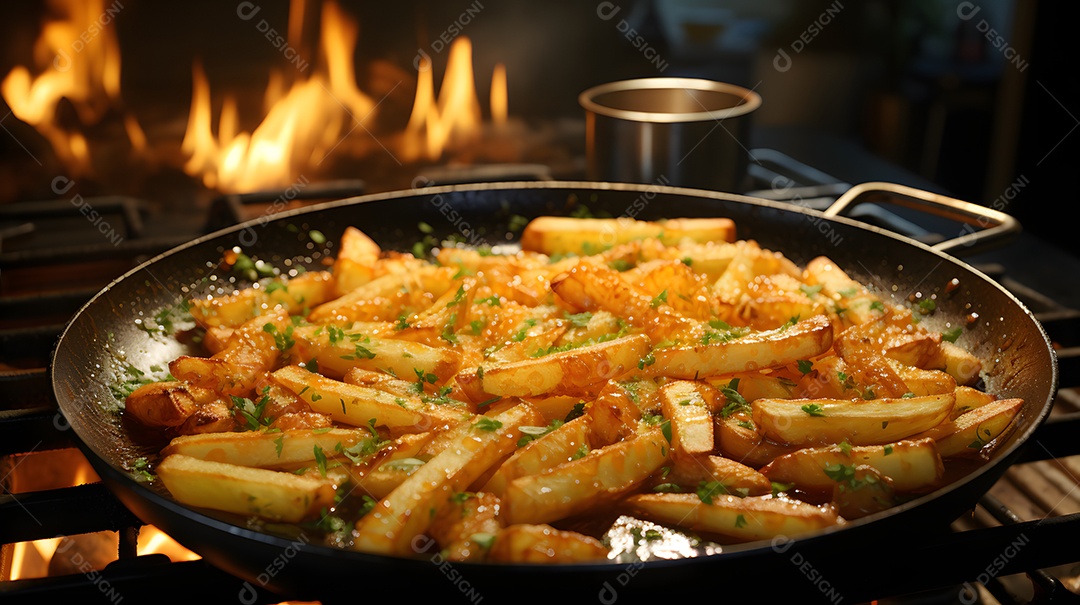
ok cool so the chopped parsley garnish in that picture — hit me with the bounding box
[475,417,503,432]
[801,403,825,417]
[231,393,273,430]
[799,284,822,297]
[637,352,656,370]
[565,312,593,327]
[649,290,668,308]
[564,402,586,422]
[263,323,295,352]
[696,480,728,504]
[719,379,750,417]
[797,359,814,375]
[942,326,964,343]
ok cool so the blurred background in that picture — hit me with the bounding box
[0,0,1075,244]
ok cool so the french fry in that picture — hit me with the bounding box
[650,314,834,380]
[352,403,541,556]
[910,398,1023,457]
[589,380,644,446]
[291,326,463,383]
[752,393,955,447]
[623,492,842,542]
[189,271,335,329]
[662,454,772,497]
[479,334,650,398]
[520,216,736,256]
[170,308,290,396]
[332,226,382,296]
[270,364,436,431]
[501,427,669,525]
[161,428,369,467]
[716,415,799,468]
[156,454,336,523]
[759,438,944,493]
[659,380,717,457]
[487,524,609,563]
[483,415,592,497]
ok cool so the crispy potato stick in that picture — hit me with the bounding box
[309,265,456,323]
[752,393,955,447]
[940,341,983,385]
[893,362,957,396]
[428,491,503,562]
[660,380,717,457]
[550,260,698,341]
[480,334,650,398]
[501,427,669,525]
[332,226,382,296]
[623,259,717,320]
[170,308,290,396]
[520,216,736,256]
[342,432,441,499]
[911,398,1023,457]
[835,322,909,398]
[802,256,885,327]
[271,365,432,431]
[589,380,644,446]
[352,403,540,556]
[623,493,842,542]
[487,524,609,563]
[189,271,335,329]
[664,455,772,497]
[760,438,944,493]
[125,381,216,427]
[156,454,336,523]
[716,416,800,468]
[291,326,462,383]
[161,428,368,467]
[483,416,592,497]
[651,314,834,380]
[951,386,998,419]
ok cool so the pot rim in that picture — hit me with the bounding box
[579,77,762,123]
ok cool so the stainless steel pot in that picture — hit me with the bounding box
[579,77,761,192]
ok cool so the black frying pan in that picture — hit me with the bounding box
[51,181,1058,604]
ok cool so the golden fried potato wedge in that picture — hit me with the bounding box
[715,416,799,468]
[759,438,944,493]
[501,427,669,525]
[483,415,592,497]
[124,381,213,428]
[291,326,462,383]
[161,428,369,468]
[663,454,772,497]
[189,271,335,329]
[479,334,649,398]
[911,398,1023,457]
[520,216,735,256]
[170,308,290,396]
[332,226,382,296]
[623,492,842,542]
[752,393,955,447]
[650,314,834,380]
[660,380,717,457]
[487,524,609,563]
[156,454,335,523]
[351,403,538,556]
[270,365,431,431]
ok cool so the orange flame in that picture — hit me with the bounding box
[0,0,133,175]
[180,0,375,193]
[403,37,500,162]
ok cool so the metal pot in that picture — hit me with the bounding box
[579,78,762,192]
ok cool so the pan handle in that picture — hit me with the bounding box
[823,182,1021,256]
